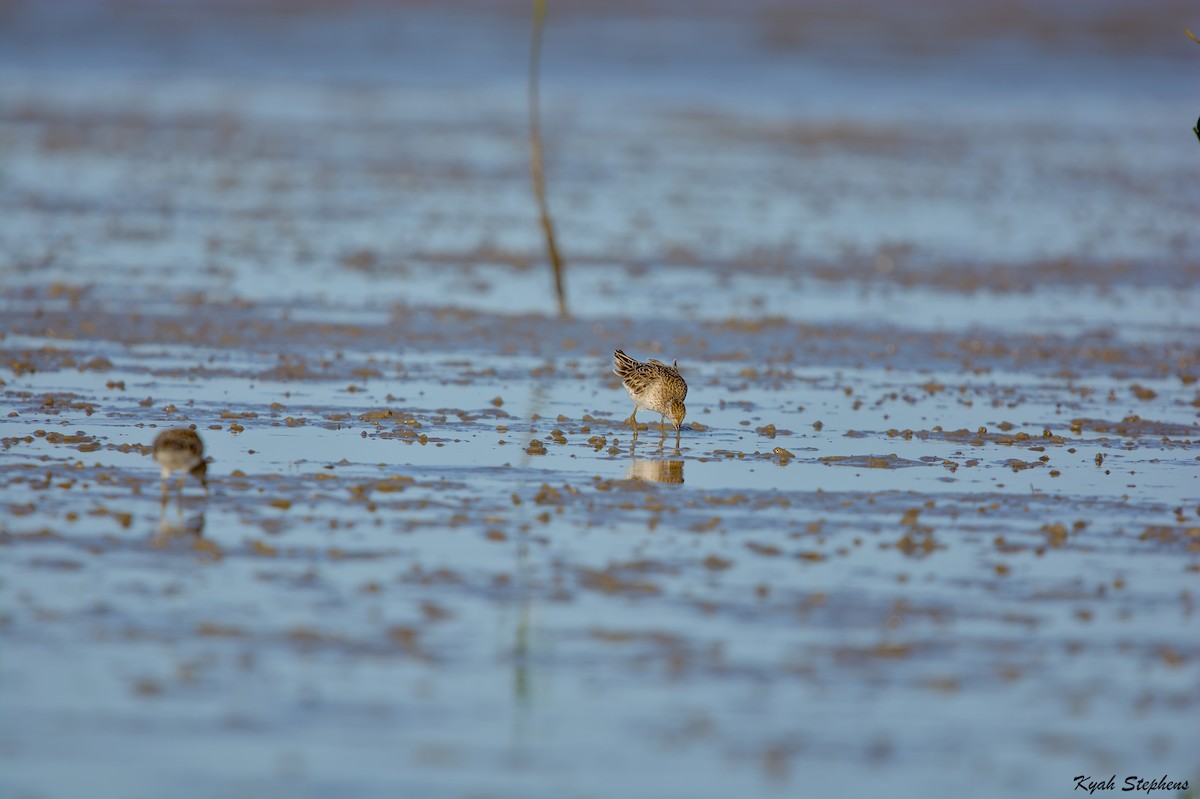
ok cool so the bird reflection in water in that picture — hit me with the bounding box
[628,428,683,480]
[628,458,685,484]
[156,498,206,538]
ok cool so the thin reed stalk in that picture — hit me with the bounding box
[528,0,568,316]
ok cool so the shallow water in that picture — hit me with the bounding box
[2,2,1199,798]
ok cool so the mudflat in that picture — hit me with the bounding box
[1,2,1197,797]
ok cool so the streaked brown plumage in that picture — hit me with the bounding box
[613,349,688,432]
[152,428,208,494]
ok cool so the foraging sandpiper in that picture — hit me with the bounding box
[152,428,208,497]
[613,349,688,433]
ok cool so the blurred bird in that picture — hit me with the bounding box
[152,428,208,498]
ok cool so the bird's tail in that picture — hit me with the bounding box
[613,349,639,378]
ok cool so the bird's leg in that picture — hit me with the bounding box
[160,479,169,506]
[625,407,638,427]
[659,414,667,434]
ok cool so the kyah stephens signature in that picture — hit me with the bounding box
[1074,775,1190,794]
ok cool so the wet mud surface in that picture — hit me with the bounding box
[2,2,1199,798]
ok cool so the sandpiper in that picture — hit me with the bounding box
[152,428,208,497]
[613,349,688,433]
